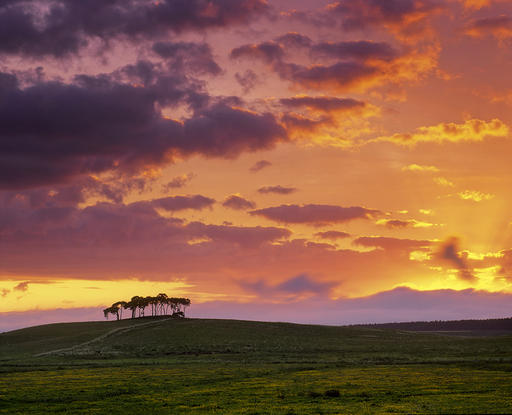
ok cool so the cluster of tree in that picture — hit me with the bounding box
[103,293,191,321]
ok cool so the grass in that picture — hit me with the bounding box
[1,317,512,414]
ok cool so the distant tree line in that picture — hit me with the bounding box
[103,293,191,320]
[355,317,512,331]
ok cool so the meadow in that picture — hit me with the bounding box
[1,317,512,414]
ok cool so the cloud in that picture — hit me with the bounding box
[0,195,292,265]
[279,96,366,113]
[275,60,381,92]
[14,281,29,292]
[465,15,512,40]
[376,219,411,228]
[354,236,432,251]
[0,195,428,296]
[138,195,216,212]
[434,177,455,187]
[373,118,509,146]
[257,185,297,195]
[460,0,492,10]
[326,0,443,38]
[402,164,439,172]
[230,34,437,93]
[162,173,196,191]
[235,70,259,94]
[0,0,270,57]
[274,32,313,48]
[186,222,291,248]
[152,41,222,76]
[250,204,380,225]
[311,40,399,62]
[315,231,351,240]
[230,41,285,63]
[278,94,377,145]
[376,219,435,229]
[240,273,338,298]
[0,70,287,190]
[249,160,272,173]
[222,194,256,210]
[436,237,476,281]
[457,190,494,202]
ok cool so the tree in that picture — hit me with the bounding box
[112,301,127,320]
[103,293,191,320]
[156,293,168,315]
[125,296,142,319]
[103,305,120,320]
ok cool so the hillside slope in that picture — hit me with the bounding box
[1,317,512,366]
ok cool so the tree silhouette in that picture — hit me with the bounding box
[103,293,191,320]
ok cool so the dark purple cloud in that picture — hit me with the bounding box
[240,273,338,297]
[274,32,313,48]
[230,41,285,63]
[436,237,475,281]
[281,113,326,132]
[152,41,222,76]
[187,222,291,248]
[0,194,291,261]
[276,61,379,90]
[0,70,286,190]
[250,204,380,225]
[162,174,195,191]
[235,70,260,93]
[0,0,270,57]
[257,185,297,195]
[315,230,351,240]
[378,219,413,228]
[222,194,256,210]
[328,0,442,34]
[311,40,399,61]
[134,195,216,212]
[280,96,366,112]
[249,160,272,172]
[465,15,512,38]
[230,37,385,91]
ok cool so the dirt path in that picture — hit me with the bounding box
[34,317,172,357]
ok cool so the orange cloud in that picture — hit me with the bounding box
[465,15,512,40]
[373,118,509,146]
[460,0,491,10]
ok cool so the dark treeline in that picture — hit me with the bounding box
[103,293,191,320]
[355,317,512,332]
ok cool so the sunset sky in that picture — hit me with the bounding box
[2,0,512,331]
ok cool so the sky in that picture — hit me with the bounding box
[1,0,512,332]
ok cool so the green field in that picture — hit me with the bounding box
[1,317,512,414]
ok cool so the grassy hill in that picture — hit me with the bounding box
[1,317,512,414]
[2,316,512,364]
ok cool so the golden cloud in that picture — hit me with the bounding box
[402,164,440,172]
[458,190,495,202]
[373,118,509,146]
